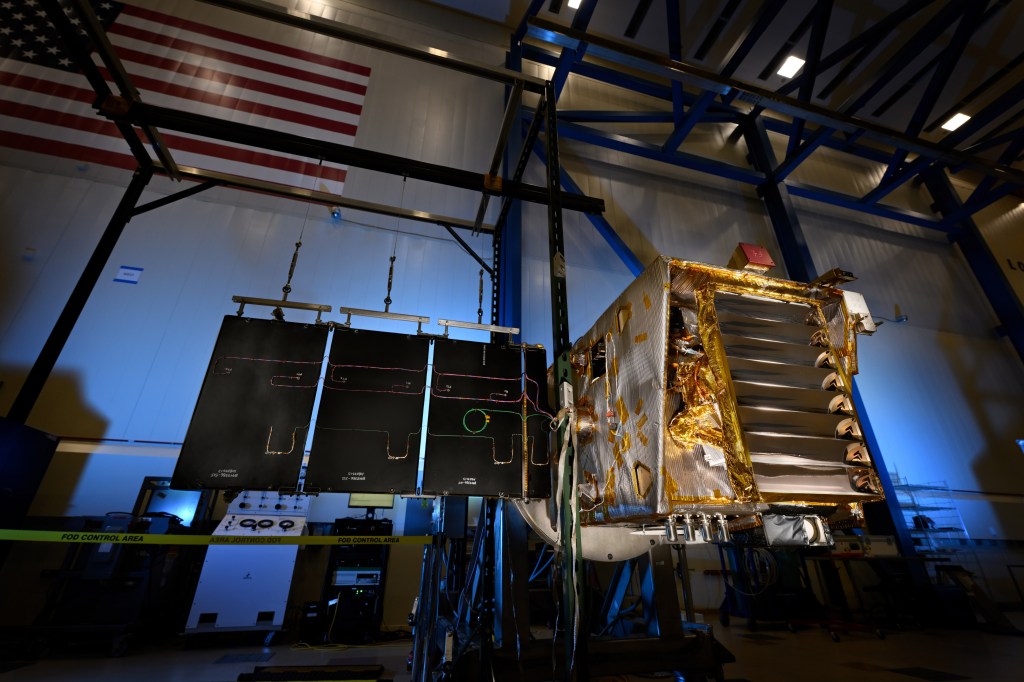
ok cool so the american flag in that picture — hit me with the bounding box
[0,0,370,190]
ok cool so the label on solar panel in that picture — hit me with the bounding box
[172,316,327,490]
[305,328,429,494]
[422,339,552,498]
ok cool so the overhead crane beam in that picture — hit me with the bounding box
[99,98,604,215]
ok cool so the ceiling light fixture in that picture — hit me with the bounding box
[777,55,805,78]
[568,0,582,8]
[941,113,971,131]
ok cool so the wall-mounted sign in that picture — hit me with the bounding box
[113,266,143,284]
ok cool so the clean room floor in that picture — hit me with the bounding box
[2,614,1022,682]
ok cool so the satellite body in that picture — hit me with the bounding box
[519,256,883,557]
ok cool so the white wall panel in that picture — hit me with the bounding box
[1,0,506,439]
[1,0,1022,556]
[800,201,1024,538]
[855,325,1024,537]
[518,145,777,354]
[799,201,1001,335]
[0,169,128,420]
[1,175,490,442]
[973,194,1024,306]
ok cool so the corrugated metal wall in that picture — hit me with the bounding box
[1,1,1023,559]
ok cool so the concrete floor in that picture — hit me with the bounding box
[1,615,1022,682]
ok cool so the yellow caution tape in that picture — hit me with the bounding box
[0,529,431,546]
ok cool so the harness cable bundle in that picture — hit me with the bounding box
[550,403,583,676]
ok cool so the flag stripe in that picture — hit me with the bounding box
[0,69,99,109]
[108,29,365,110]
[1,1,368,191]
[112,10,368,90]
[0,100,349,184]
[108,22,367,98]
[0,99,116,136]
[110,44,364,117]
[123,4,372,78]
[3,131,138,171]
[95,66,359,137]
[3,65,357,145]
[158,134,348,183]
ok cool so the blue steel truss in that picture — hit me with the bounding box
[508,0,1024,366]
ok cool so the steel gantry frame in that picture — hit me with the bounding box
[13,1,597,679]
[507,0,1024,611]
[10,0,603,425]
[511,0,1024,366]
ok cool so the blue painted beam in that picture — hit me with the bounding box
[786,0,831,159]
[693,0,742,61]
[554,118,765,185]
[964,129,1024,206]
[860,156,931,204]
[962,125,1024,155]
[495,48,530,335]
[663,0,782,153]
[560,110,674,123]
[532,141,644,277]
[761,119,890,164]
[924,46,1024,134]
[512,0,545,47]
[665,0,685,129]
[785,181,943,230]
[662,90,718,152]
[798,1,832,103]
[551,0,597,99]
[872,1,999,121]
[782,0,933,99]
[775,126,835,181]
[521,43,674,101]
[922,168,1024,363]
[719,0,785,76]
[862,74,1024,203]
[525,17,1024,188]
[834,2,967,118]
[625,0,654,39]
[867,3,985,202]
[744,117,816,283]
[850,380,932,581]
[527,112,947,231]
[951,181,1022,223]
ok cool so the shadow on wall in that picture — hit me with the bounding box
[934,316,1024,539]
[0,367,109,629]
[1,365,109,441]
[566,157,657,267]
[0,365,108,490]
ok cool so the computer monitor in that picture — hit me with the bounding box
[348,493,394,518]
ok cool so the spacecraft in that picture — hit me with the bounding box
[518,255,883,559]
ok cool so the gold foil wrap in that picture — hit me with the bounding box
[571,256,881,525]
[694,286,758,501]
[667,403,724,450]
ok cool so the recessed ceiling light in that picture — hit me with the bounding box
[777,55,805,78]
[568,0,582,8]
[941,113,971,131]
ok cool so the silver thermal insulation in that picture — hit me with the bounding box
[572,259,671,519]
[570,256,883,525]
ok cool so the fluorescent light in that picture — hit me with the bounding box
[941,113,971,131]
[777,55,805,78]
[568,0,582,8]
